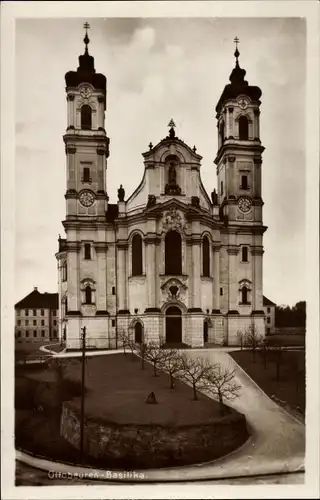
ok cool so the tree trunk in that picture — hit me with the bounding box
[153,361,157,377]
[193,383,198,401]
[170,373,174,389]
[141,354,145,370]
[219,393,224,415]
[240,338,243,351]
[252,347,256,363]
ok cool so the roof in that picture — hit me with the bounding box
[15,288,58,310]
[263,295,276,306]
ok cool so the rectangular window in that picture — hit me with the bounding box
[17,331,21,337]
[267,317,271,324]
[25,320,29,326]
[220,181,223,196]
[84,243,91,260]
[53,320,57,326]
[41,309,44,316]
[241,175,248,189]
[41,330,45,337]
[25,310,29,316]
[26,330,29,337]
[112,286,115,295]
[16,310,20,316]
[82,167,91,182]
[220,287,223,296]
[267,307,270,313]
[112,319,116,327]
[33,309,36,316]
[53,310,56,316]
[242,246,248,262]
[17,320,21,326]
[33,320,37,326]
[33,330,37,337]
[41,320,45,326]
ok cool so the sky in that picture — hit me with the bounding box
[15,17,306,306]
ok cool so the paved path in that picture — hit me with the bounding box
[16,349,305,483]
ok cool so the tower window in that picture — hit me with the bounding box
[85,285,92,305]
[242,246,248,262]
[17,320,21,326]
[25,320,29,326]
[240,175,248,189]
[165,230,182,275]
[202,236,210,277]
[41,330,45,337]
[220,181,224,196]
[220,287,223,296]
[112,286,115,295]
[219,120,225,144]
[81,105,92,130]
[132,234,143,276]
[241,287,249,304]
[239,116,249,140]
[62,262,67,281]
[82,167,91,182]
[84,243,91,260]
[41,320,44,326]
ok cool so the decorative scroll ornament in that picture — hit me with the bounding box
[162,207,187,233]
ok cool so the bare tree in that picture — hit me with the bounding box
[159,349,183,389]
[127,337,138,360]
[244,324,263,362]
[204,365,241,415]
[145,342,166,377]
[236,330,244,351]
[177,354,217,401]
[136,341,148,370]
[118,330,130,356]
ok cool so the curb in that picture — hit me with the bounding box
[16,447,304,483]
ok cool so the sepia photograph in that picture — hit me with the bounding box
[1,1,319,499]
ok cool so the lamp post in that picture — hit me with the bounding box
[80,326,86,463]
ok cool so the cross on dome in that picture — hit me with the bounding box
[233,36,240,63]
[168,118,176,129]
[83,22,90,53]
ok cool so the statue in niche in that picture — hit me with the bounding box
[118,184,125,202]
[211,189,218,205]
[191,196,200,208]
[165,160,181,195]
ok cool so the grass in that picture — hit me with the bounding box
[231,349,305,416]
[29,353,224,426]
[265,334,305,347]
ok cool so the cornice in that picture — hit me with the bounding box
[214,142,265,165]
[144,236,161,246]
[94,242,109,252]
[227,246,239,255]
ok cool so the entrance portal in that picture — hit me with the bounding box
[165,306,182,343]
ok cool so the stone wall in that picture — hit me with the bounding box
[60,402,249,469]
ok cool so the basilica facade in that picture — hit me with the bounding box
[56,30,267,349]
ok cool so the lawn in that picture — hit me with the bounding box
[28,353,224,426]
[230,349,305,417]
[265,334,305,347]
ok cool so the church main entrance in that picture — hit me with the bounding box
[165,306,182,343]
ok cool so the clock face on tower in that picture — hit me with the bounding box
[79,190,95,207]
[238,196,252,213]
[80,85,92,99]
[238,97,249,110]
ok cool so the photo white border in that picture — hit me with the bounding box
[1,1,319,499]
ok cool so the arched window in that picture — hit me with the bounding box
[165,231,182,275]
[202,236,210,277]
[85,285,92,304]
[81,105,92,130]
[219,121,225,144]
[239,116,249,140]
[241,286,248,304]
[242,246,248,262]
[132,234,143,276]
[134,322,143,344]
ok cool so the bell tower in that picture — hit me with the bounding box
[214,39,267,343]
[63,22,110,219]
